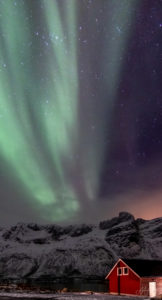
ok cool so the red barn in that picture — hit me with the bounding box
[105,258,162,297]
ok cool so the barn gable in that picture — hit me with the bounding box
[105,258,140,279]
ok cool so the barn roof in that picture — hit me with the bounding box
[124,259,162,277]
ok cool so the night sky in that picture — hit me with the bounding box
[0,0,162,225]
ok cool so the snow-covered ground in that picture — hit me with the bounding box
[0,293,148,300]
[0,212,161,279]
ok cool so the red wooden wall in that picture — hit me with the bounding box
[107,260,140,295]
[141,277,162,296]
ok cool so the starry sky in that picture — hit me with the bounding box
[0,0,162,226]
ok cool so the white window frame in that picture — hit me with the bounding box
[117,267,123,276]
[123,267,129,276]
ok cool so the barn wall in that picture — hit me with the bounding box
[108,263,119,294]
[156,277,162,296]
[141,278,150,296]
[107,260,140,295]
[141,277,162,296]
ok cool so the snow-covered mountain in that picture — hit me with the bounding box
[0,212,162,280]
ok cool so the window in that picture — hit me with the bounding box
[117,267,129,276]
[117,267,123,276]
[123,267,129,275]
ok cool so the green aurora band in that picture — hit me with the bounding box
[0,0,79,221]
[0,0,139,222]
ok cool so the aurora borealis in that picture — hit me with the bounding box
[0,0,162,225]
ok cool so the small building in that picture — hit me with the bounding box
[105,258,162,297]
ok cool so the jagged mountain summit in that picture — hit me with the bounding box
[0,212,161,280]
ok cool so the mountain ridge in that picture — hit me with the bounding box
[0,212,161,280]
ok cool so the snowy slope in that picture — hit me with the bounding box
[0,212,161,279]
